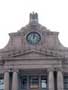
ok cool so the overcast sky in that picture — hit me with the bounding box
[0,0,68,49]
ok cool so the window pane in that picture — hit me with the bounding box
[41,80,47,88]
[64,75,68,90]
[0,79,4,90]
[29,76,39,88]
[41,76,47,89]
[21,76,27,89]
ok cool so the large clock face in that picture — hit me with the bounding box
[26,32,41,45]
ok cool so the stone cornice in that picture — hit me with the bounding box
[2,56,65,61]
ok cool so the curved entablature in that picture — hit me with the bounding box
[0,12,68,58]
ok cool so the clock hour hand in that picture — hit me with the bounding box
[33,34,35,39]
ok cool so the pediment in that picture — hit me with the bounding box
[3,49,64,59]
[13,52,47,59]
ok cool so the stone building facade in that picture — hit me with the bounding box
[0,12,68,90]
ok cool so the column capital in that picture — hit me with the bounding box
[4,69,9,73]
[13,69,19,73]
[56,67,63,72]
[4,68,13,73]
[48,68,54,72]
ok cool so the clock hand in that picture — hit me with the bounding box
[33,34,35,39]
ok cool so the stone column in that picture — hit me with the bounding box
[57,70,64,90]
[48,69,54,90]
[4,71,9,90]
[12,70,18,90]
